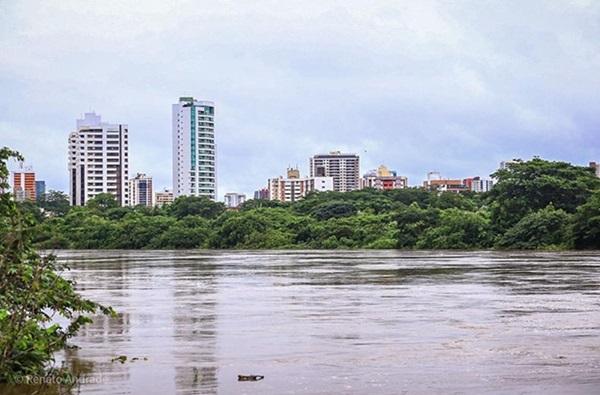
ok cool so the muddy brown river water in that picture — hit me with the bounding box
[2,250,600,394]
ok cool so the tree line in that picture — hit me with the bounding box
[23,158,600,250]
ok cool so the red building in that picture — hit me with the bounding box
[13,170,36,201]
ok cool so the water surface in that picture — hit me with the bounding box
[6,250,600,394]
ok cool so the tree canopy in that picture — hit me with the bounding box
[0,147,113,384]
[488,158,600,231]
[19,157,600,251]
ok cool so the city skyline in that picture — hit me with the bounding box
[1,1,600,199]
[3,118,597,201]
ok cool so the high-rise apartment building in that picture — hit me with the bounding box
[269,168,333,203]
[224,192,246,208]
[68,112,129,206]
[310,151,360,192]
[12,167,36,202]
[128,173,153,207]
[172,97,216,200]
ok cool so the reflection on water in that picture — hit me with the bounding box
[172,258,218,394]
[2,250,600,394]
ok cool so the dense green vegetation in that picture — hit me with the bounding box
[24,158,600,250]
[0,148,113,384]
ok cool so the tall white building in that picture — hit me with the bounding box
[68,112,129,206]
[128,173,153,207]
[310,151,360,192]
[172,97,216,200]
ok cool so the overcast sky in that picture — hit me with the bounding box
[1,0,599,198]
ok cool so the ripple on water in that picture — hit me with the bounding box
[7,249,599,395]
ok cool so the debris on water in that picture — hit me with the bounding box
[111,355,148,363]
[65,344,80,350]
[238,375,264,381]
[111,355,127,364]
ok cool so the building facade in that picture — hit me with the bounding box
[423,172,466,193]
[35,180,46,199]
[224,192,246,208]
[269,168,334,203]
[12,168,36,202]
[253,188,269,200]
[155,188,174,208]
[172,97,216,200]
[590,162,600,177]
[360,165,408,190]
[128,173,153,207]
[500,160,517,170]
[463,176,494,193]
[309,151,360,192]
[68,112,129,206]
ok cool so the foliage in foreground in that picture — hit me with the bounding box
[23,157,600,251]
[0,147,113,384]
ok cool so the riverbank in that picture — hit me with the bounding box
[23,159,600,251]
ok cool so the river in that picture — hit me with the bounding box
[4,250,600,394]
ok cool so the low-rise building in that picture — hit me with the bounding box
[426,179,467,193]
[269,168,333,203]
[154,188,174,208]
[224,192,246,208]
[360,165,407,190]
[423,172,466,193]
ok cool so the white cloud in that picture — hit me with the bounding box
[0,0,599,197]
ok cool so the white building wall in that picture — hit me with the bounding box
[268,176,334,203]
[172,97,216,200]
[312,176,334,192]
[309,152,360,192]
[128,174,153,207]
[224,193,246,208]
[68,112,129,206]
